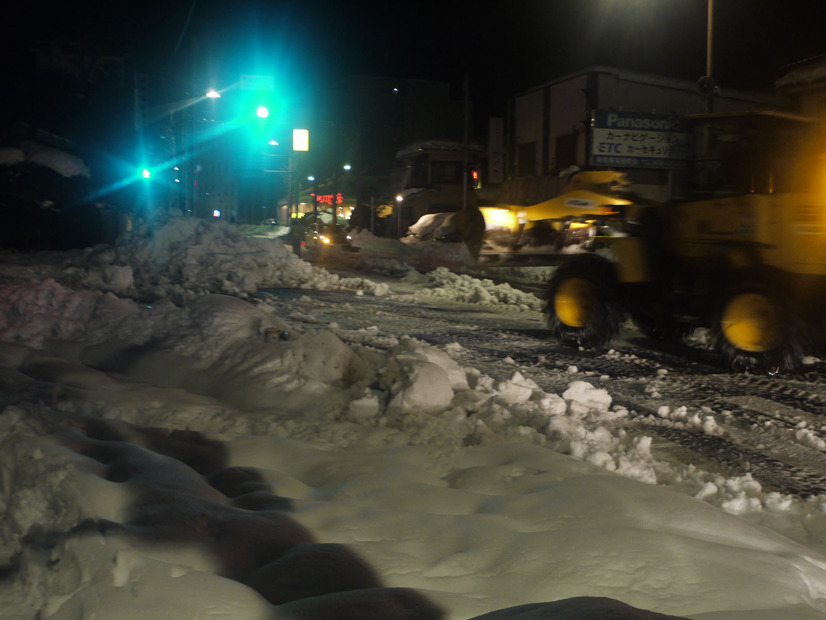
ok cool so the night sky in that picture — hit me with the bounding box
[2,0,825,121]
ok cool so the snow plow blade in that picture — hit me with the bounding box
[477,170,634,265]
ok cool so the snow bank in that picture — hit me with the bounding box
[0,140,90,178]
[0,278,138,347]
[49,216,390,303]
[3,216,826,619]
[399,267,542,312]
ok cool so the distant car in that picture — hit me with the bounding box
[299,213,356,253]
[304,221,353,249]
[260,217,279,226]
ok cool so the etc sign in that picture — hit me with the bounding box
[590,111,690,169]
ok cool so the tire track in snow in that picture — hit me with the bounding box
[265,286,826,497]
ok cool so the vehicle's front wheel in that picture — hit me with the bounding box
[545,257,621,349]
[712,283,805,373]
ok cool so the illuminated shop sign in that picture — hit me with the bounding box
[590,110,690,169]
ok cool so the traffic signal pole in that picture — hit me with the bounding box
[706,0,714,113]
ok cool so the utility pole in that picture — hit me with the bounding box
[696,0,716,114]
[706,0,714,113]
[462,73,470,211]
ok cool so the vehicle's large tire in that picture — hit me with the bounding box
[545,256,622,349]
[711,278,807,374]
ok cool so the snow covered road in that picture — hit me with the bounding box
[258,279,826,503]
[4,219,826,618]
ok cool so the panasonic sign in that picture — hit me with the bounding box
[605,113,681,131]
[590,110,690,170]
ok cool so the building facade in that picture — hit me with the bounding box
[775,57,826,118]
[505,66,789,203]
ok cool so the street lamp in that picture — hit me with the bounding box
[395,194,404,238]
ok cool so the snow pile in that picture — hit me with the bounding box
[657,404,722,436]
[407,212,453,238]
[0,140,90,178]
[399,267,543,311]
[0,217,543,312]
[4,349,826,619]
[0,278,136,348]
[54,216,390,302]
[0,146,25,167]
[775,57,826,89]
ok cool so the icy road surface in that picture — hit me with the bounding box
[259,279,826,500]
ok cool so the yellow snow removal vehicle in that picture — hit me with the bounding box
[543,110,826,373]
[478,170,635,261]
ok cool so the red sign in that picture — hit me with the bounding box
[312,193,343,205]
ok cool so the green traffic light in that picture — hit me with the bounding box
[256,106,269,119]
[141,168,151,179]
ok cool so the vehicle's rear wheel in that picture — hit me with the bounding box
[712,284,805,373]
[545,257,621,349]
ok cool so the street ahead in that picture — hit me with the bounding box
[262,281,826,499]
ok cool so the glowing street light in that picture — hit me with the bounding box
[205,89,221,99]
[395,194,404,238]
